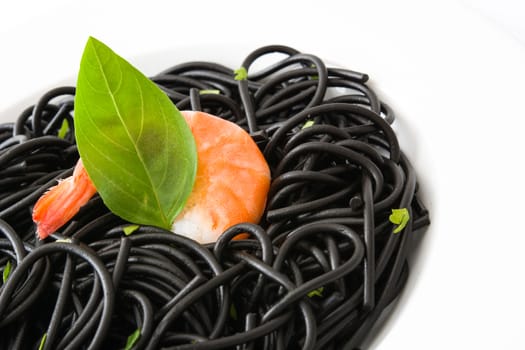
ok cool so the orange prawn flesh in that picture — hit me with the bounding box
[173,111,271,243]
[32,159,97,240]
[32,111,271,243]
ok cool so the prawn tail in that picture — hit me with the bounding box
[32,160,97,239]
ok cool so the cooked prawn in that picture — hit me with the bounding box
[32,159,97,239]
[32,111,271,243]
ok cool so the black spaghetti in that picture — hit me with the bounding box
[0,45,430,350]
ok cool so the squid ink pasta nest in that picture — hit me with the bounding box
[0,45,430,349]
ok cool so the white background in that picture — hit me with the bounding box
[1,0,525,348]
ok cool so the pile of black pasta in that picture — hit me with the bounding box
[0,45,430,349]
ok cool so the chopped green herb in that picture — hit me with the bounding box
[38,333,47,350]
[57,118,70,139]
[123,224,140,236]
[3,260,12,283]
[389,208,410,233]
[234,67,248,81]
[307,286,324,298]
[199,89,220,95]
[309,64,318,80]
[124,328,141,350]
[302,120,315,129]
[229,303,238,320]
[74,37,197,231]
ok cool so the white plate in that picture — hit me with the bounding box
[1,1,525,348]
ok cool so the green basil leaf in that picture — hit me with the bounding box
[75,37,197,230]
